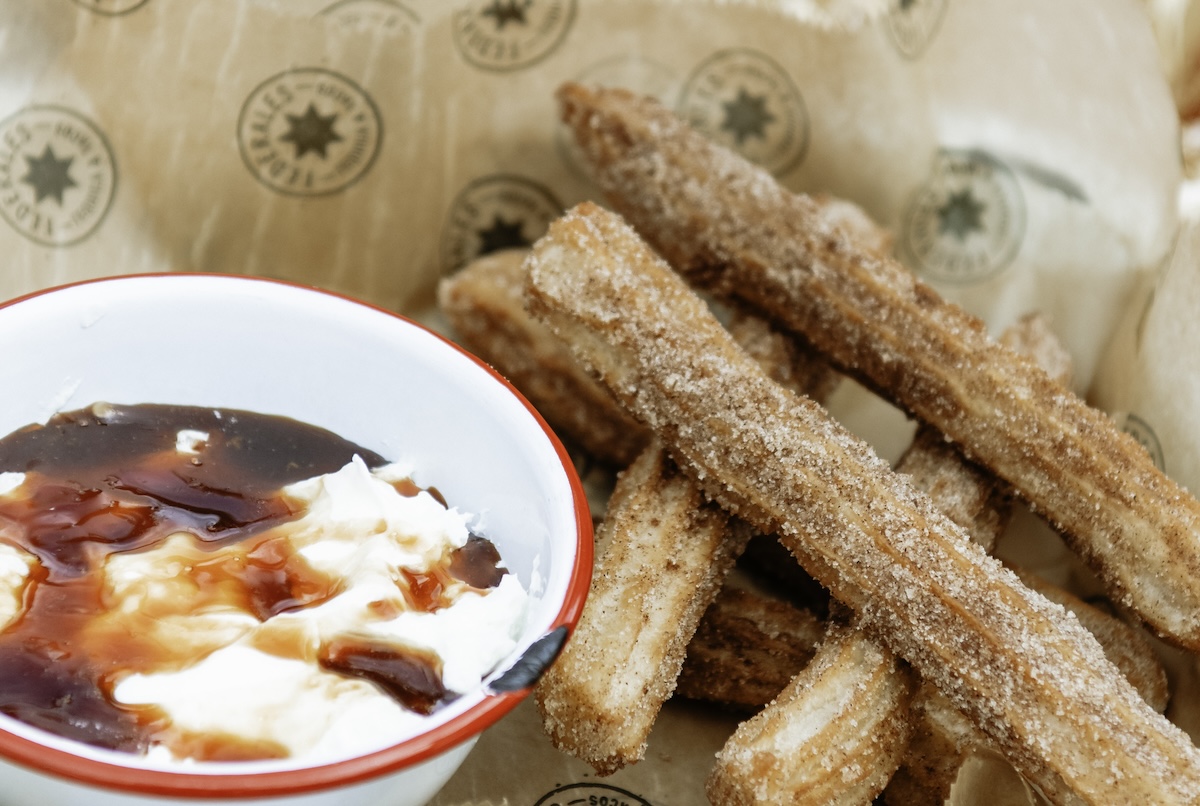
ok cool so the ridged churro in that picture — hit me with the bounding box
[892,312,1070,554]
[437,248,648,468]
[705,316,1049,805]
[707,619,915,806]
[533,440,748,774]
[524,201,1200,804]
[556,81,1200,651]
[885,569,1173,806]
[706,313,1080,805]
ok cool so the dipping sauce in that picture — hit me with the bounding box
[0,403,529,764]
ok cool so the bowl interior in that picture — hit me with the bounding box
[0,274,590,794]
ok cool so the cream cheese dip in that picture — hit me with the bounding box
[0,403,530,765]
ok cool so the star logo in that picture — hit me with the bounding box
[476,215,530,255]
[441,175,561,272]
[481,0,529,29]
[679,50,808,175]
[720,88,776,146]
[901,149,1024,283]
[280,103,343,160]
[453,0,575,72]
[937,189,986,241]
[0,106,117,246]
[238,69,381,196]
[22,145,78,206]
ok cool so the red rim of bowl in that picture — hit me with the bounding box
[0,273,595,798]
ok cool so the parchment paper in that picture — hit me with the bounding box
[0,1,1187,804]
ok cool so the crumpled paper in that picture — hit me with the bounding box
[0,0,1185,804]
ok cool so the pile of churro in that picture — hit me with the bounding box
[438,84,1200,805]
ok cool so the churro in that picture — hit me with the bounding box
[707,313,1079,805]
[533,440,747,774]
[885,569,1173,806]
[437,248,648,468]
[705,314,1056,805]
[556,81,1200,650]
[892,312,1070,553]
[707,619,915,806]
[524,201,1200,804]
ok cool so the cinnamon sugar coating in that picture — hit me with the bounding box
[437,248,648,468]
[556,82,1200,652]
[533,441,747,774]
[706,314,1064,805]
[524,202,1200,804]
[707,620,915,806]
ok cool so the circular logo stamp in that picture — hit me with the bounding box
[1122,413,1166,472]
[237,68,382,197]
[534,782,655,806]
[318,0,420,36]
[885,0,949,59]
[0,106,117,248]
[440,174,563,273]
[452,0,577,73]
[558,55,681,181]
[70,0,151,15]
[900,149,1025,285]
[678,48,809,177]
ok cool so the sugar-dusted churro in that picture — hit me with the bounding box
[1011,566,1170,713]
[556,82,1200,651]
[893,312,1072,554]
[525,201,1200,804]
[436,246,842,468]
[437,248,648,468]
[707,619,916,806]
[675,585,823,711]
[534,440,748,774]
[885,569,1174,806]
[706,314,1061,805]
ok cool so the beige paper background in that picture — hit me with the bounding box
[0,1,1188,804]
[0,0,1180,389]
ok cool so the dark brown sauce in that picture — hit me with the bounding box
[319,637,452,716]
[0,403,508,761]
[449,535,508,590]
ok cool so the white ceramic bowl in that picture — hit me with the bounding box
[0,274,593,806]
